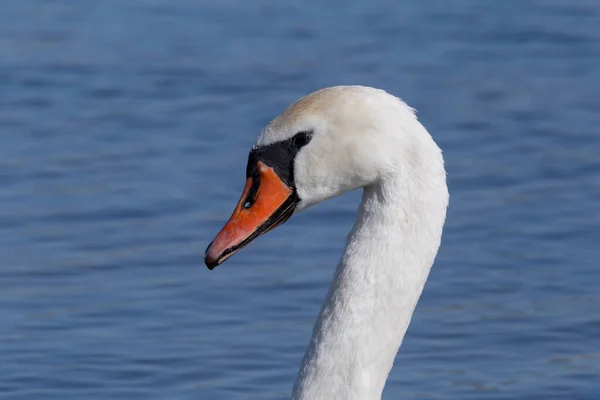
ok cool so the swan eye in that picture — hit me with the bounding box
[292,131,312,149]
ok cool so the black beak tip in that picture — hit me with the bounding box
[204,240,218,270]
[205,257,219,270]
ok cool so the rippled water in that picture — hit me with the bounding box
[1,1,600,399]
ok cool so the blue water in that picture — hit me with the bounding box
[1,1,599,399]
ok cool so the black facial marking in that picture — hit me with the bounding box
[246,130,313,189]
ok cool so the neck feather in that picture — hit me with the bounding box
[292,155,448,400]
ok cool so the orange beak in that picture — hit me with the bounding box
[205,161,298,269]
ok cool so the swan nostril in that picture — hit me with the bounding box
[243,200,253,209]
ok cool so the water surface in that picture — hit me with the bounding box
[1,1,600,399]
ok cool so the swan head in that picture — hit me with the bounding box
[205,85,441,269]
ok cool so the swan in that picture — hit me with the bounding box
[205,85,449,399]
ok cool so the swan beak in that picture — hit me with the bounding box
[205,161,298,270]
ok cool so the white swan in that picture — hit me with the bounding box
[205,86,449,400]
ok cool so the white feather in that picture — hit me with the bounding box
[257,86,449,400]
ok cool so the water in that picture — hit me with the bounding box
[1,1,599,398]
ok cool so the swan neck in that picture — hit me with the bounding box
[292,172,446,400]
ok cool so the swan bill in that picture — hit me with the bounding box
[205,161,298,270]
